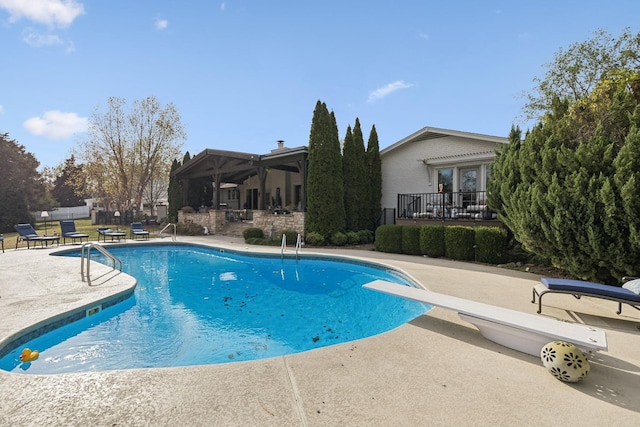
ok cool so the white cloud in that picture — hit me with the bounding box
[0,104,4,114]
[155,17,168,30]
[23,29,63,47]
[0,0,85,28]
[419,32,430,41]
[367,80,414,103]
[220,3,226,11]
[23,110,88,139]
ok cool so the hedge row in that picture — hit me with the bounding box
[375,224,507,264]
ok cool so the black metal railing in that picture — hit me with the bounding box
[397,191,495,220]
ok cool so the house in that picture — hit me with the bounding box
[380,127,509,223]
[172,127,509,236]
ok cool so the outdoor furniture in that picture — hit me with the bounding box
[13,223,60,249]
[97,227,126,242]
[0,234,4,253]
[533,277,640,314]
[59,220,89,244]
[130,222,149,240]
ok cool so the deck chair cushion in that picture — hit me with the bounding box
[622,279,640,295]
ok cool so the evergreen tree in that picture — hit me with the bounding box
[366,124,382,231]
[306,100,345,238]
[51,155,86,207]
[342,121,367,232]
[167,159,182,221]
[490,81,640,284]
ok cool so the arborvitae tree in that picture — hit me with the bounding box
[167,158,182,221]
[366,125,382,231]
[489,82,640,284]
[342,119,367,232]
[306,100,345,238]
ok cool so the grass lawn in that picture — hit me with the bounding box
[2,218,164,250]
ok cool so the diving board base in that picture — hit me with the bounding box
[363,280,607,357]
[458,313,566,357]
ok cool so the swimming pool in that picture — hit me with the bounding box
[0,244,429,374]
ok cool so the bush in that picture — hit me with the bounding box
[280,229,299,245]
[346,231,360,245]
[243,227,264,240]
[375,225,403,253]
[357,229,374,244]
[475,227,508,264]
[180,206,194,213]
[176,221,204,236]
[420,225,445,258]
[305,231,325,246]
[444,226,475,261]
[401,225,422,255]
[245,237,280,246]
[330,232,348,246]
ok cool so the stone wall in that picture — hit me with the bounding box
[252,211,306,238]
[178,209,306,237]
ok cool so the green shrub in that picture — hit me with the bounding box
[475,227,508,264]
[330,232,348,246]
[375,225,403,253]
[357,229,374,244]
[444,226,475,261]
[243,227,264,240]
[401,225,422,255]
[280,229,299,245]
[245,237,280,246]
[176,221,204,235]
[180,206,194,213]
[305,231,325,246]
[420,225,445,258]
[346,231,360,245]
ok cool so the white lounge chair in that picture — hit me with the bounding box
[363,280,607,356]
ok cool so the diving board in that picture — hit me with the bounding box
[363,280,608,357]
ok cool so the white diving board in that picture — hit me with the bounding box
[363,280,608,356]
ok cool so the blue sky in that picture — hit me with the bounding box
[1,1,639,169]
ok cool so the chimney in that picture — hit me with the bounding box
[277,140,284,149]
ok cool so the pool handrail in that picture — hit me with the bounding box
[159,223,177,241]
[81,242,122,286]
[295,234,302,259]
[280,233,287,260]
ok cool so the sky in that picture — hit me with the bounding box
[1,1,639,170]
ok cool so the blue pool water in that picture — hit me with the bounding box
[0,244,429,374]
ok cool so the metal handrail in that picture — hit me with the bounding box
[280,234,287,260]
[295,233,302,259]
[81,242,122,286]
[159,223,177,241]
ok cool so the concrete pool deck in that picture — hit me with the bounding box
[1,236,639,426]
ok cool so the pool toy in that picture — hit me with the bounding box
[540,341,590,382]
[19,348,39,362]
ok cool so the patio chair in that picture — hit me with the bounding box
[130,222,150,240]
[59,220,89,244]
[97,227,126,242]
[0,234,4,253]
[533,277,640,314]
[14,223,60,249]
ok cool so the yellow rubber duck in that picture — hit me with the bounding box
[19,348,39,362]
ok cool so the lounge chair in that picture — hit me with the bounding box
[97,227,126,242]
[532,277,640,314]
[130,222,149,240]
[59,220,89,244]
[14,223,60,249]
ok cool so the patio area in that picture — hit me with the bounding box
[1,236,639,426]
